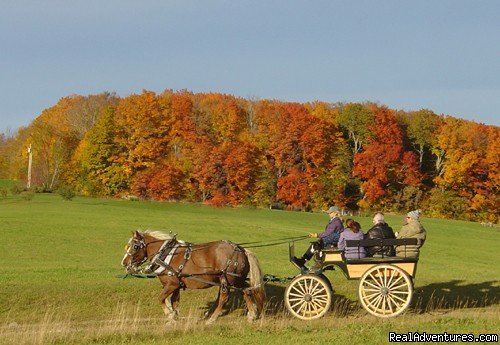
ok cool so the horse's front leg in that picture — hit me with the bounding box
[170,288,181,318]
[159,283,179,321]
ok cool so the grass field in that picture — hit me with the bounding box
[0,192,499,344]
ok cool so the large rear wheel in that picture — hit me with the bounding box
[285,274,332,320]
[358,264,413,317]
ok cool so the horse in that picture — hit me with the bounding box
[121,230,266,323]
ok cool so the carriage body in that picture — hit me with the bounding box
[285,238,419,320]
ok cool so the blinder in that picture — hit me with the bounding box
[123,237,148,272]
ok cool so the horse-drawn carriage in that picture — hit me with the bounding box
[285,238,419,319]
[121,231,419,322]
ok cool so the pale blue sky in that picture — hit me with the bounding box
[1,0,499,133]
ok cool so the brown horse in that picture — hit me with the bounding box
[121,230,266,323]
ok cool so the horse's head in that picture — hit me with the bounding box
[121,230,148,273]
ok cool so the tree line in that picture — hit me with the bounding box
[0,90,498,222]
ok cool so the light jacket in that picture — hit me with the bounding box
[396,220,426,257]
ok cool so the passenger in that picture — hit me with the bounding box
[292,205,344,269]
[396,210,427,258]
[338,219,366,259]
[364,212,395,257]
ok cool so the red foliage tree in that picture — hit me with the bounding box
[131,162,185,201]
[353,105,405,206]
[277,168,312,209]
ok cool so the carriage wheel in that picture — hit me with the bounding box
[358,264,413,318]
[285,274,332,320]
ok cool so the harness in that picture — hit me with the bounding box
[148,238,187,274]
[145,239,247,291]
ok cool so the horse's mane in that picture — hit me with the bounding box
[141,230,174,240]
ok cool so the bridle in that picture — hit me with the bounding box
[123,236,172,273]
[123,237,148,272]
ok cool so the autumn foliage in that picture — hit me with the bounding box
[1,90,498,222]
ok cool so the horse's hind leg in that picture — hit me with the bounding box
[206,286,230,324]
[242,289,258,321]
[203,292,219,320]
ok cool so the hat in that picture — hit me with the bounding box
[325,206,340,214]
[407,210,421,220]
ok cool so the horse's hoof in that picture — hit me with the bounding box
[205,318,216,325]
[247,311,258,322]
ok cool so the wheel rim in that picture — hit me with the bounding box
[358,264,413,318]
[285,274,332,320]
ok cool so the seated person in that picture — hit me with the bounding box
[292,206,344,268]
[396,210,427,258]
[364,212,395,257]
[338,219,366,259]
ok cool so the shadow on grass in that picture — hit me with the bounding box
[203,279,499,320]
[204,281,362,318]
[412,280,499,313]
[202,283,287,318]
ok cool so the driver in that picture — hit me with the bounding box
[292,206,344,269]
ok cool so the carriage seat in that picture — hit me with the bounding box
[344,238,419,263]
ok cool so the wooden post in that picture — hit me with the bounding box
[27,144,32,189]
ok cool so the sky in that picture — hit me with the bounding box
[1,0,499,133]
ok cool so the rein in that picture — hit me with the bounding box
[238,235,309,248]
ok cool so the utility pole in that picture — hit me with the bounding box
[27,144,32,189]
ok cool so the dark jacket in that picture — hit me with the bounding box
[364,222,395,257]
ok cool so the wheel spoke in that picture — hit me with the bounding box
[307,279,314,294]
[374,294,384,311]
[296,301,307,316]
[368,273,383,288]
[290,300,305,310]
[364,279,383,290]
[391,290,410,295]
[311,287,327,296]
[295,281,307,295]
[310,279,320,294]
[386,267,396,288]
[367,294,382,309]
[307,302,314,315]
[390,293,408,304]
[314,296,328,303]
[311,299,326,309]
[289,292,305,298]
[363,291,381,300]
[375,269,385,287]
[386,295,394,314]
[388,295,400,311]
[311,301,323,313]
[379,296,386,314]
[388,276,404,289]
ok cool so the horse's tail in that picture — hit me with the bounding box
[244,249,266,316]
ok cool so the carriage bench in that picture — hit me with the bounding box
[285,238,420,320]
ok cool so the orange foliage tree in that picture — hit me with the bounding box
[4,88,497,222]
[353,105,422,209]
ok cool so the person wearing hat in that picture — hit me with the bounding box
[364,212,396,257]
[396,209,427,257]
[292,206,344,269]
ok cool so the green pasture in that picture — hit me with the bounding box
[0,193,498,344]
